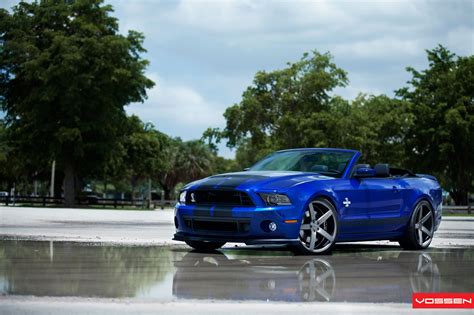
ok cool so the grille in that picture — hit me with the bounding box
[184,217,250,233]
[186,190,254,207]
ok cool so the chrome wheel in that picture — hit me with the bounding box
[399,200,435,250]
[298,199,337,254]
[414,202,434,247]
[298,258,336,301]
[409,253,440,292]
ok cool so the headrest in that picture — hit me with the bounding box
[374,164,390,177]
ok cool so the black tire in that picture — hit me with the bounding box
[399,200,434,250]
[185,240,226,252]
[292,198,339,255]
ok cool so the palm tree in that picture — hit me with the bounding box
[158,139,213,200]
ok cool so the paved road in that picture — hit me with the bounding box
[3,299,471,315]
[0,206,473,314]
[0,206,473,247]
[0,206,177,244]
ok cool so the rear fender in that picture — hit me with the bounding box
[416,174,438,182]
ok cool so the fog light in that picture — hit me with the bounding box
[269,222,277,232]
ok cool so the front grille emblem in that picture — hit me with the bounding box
[190,192,196,203]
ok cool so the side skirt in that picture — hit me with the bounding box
[336,231,404,242]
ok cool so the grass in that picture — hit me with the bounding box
[81,205,156,211]
[2,203,174,211]
[442,212,474,217]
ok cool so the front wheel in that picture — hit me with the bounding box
[292,198,338,255]
[399,200,434,250]
[185,240,226,252]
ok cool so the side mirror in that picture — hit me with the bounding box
[354,167,376,178]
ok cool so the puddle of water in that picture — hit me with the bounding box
[0,240,472,303]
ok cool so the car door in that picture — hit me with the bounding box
[333,178,371,235]
[361,177,405,233]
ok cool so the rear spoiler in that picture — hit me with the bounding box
[416,174,438,182]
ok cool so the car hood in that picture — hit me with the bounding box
[183,171,334,192]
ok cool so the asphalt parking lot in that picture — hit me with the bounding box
[0,207,473,314]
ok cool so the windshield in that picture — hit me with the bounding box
[249,150,355,177]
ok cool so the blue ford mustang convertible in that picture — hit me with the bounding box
[173,148,442,255]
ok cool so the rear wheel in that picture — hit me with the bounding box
[185,240,226,252]
[292,198,338,255]
[399,200,434,250]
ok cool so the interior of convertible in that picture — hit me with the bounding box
[352,163,416,178]
[249,150,416,179]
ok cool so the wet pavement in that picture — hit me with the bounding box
[1,240,473,304]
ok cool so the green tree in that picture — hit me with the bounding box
[205,50,411,169]
[222,94,412,169]
[0,1,154,206]
[210,155,239,174]
[204,50,348,167]
[0,119,47,193]
[157,139,214,199]
[339,94,413,166]
[396,45,474,205]
[0,120,9,186]
[122,115,168,199]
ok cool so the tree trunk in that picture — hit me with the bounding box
[158,179,173,201]
[63,159,75,207]
[7,180,13,196]
[147,177,152,209]
[54,172,63,198]
[103,181,108,198]
[74,176,82,202]
[163,186,171,200]
[450,190,468,206]
[131,178,136,206]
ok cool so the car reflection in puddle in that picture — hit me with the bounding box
[173,247,470,303]
[0,241,472,303]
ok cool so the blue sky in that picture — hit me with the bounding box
[2,0,473,158]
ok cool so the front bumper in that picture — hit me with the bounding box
[173,232,299,245]
[173,203,302,244]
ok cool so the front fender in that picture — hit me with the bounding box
[285,180,343,218]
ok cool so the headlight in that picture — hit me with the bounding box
[260,193,292,206]
[179,191,186,204]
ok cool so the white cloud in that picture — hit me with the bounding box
[332,37,421,58]
[126,74,225,139]
[170,0,264,33]
[2,0,472,159]
[447,26,474,55]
